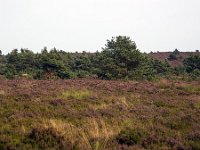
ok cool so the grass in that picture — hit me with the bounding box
[0,79,199,149]
[61,89,91,100]
[179,85,200,93]
[30,118,119,150]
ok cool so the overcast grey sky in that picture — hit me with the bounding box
[0,0,200,54]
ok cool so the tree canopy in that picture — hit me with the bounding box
[0,36,199,80]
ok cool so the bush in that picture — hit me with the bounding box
[190,141,200,150]
[188,132,200,150]
[190,69,200,80]
[183,55,200,73]
[168,53,178,60]
[57,69,73,79]
[116,128,145,146]
[174,66,186,76]
[168,49,180,60]
[29,126,68,150]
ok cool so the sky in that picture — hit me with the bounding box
[0,0,200,54]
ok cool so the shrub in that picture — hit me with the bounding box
[174,66,186,76]
[190,69,200,80]
[116,128,145,146]
[187,131,200,150]
[183,55,200,73]
[190,141,200,150]
[168,49,180,60]
[168,53,178,60]
[29,126,68,150]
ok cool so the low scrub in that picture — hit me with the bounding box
[0,79,200,149]
[116,128,146,146]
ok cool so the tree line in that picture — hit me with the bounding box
[0,36,199,80]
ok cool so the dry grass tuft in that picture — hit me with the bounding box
[0,90,5,95]
[39,118,119,150]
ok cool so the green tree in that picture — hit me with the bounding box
[5,49,36,77]
[97,36,150,79]
[183,55,200,73]
[36,48,73,79]
[168,49,180,60]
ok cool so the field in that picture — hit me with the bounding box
[0,79,200,150]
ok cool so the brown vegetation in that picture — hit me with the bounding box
[0,79,200,149]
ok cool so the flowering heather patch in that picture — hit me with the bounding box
[0,79,199,149]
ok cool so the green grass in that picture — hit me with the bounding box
[61,89,91,100]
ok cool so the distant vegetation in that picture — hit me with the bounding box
[0,36,199,80]
[168,49,180,60]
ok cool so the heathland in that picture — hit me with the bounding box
[0,79,200,149]
[0,36,200,150]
